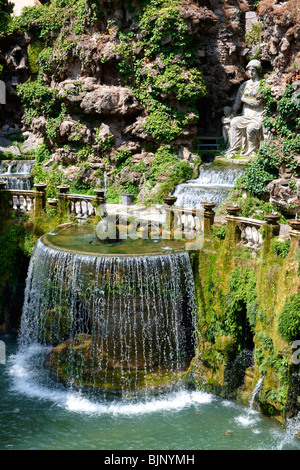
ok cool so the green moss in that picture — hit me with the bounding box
[27,41,44,75]
[144,145,195,202]
[278,294,300,343]
[224,266,257,347]
[272,238,291,258]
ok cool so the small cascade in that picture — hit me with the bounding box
[20,236,197,396]
[249,375,265,409]
[0,160,34,190]
[173,162,245,209]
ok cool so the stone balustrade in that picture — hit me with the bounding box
[5,189,36,212]
[1,181,298,251]
[172,206,204,237]
[68,194,97,220]
[236,216,265,250]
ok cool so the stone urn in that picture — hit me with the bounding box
[201,202,216,212]
[34,183,47,192]
[47,198,58,207]
[0,180,6,190]
[57,185,70,194]
[264,213,281,225]
[225,205,241,216]
[94,188,106,198]
[163,196,177,206]
[288,219,300,231]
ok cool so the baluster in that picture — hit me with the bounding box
[8,194,13,209]
[70,200,76,215]
[15,195,21,211]
[76,199,83,218]
[81,200,88,219]
[89,201,95,217]
[29,196,34,212]
[19,195,26,212]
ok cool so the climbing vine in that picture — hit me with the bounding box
[240,84,300,196]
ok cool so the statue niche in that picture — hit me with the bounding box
[223,60,265,159]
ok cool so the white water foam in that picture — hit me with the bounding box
[8,344,213,417]
[234,411,260,427]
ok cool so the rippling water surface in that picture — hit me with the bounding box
[1,336,300,451]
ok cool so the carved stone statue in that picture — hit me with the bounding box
[224,60,265,158]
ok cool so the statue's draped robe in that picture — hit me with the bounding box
[226,80,264,157]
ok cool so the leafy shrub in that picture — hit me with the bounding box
[145,107,183,143]
[240,158,275,196]
[272,238,291,258]
[211,225,227,240]
[0,0,13,30]
[2,0,99,38]
[278,294,300,343]
[17,79,58,117]
[115,0,206,144]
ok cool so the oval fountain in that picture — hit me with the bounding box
[20,217,197,396]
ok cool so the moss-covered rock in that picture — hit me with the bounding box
[187,220,300,424]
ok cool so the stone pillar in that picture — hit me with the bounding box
[57,185,70,220]
[225,215,241,248]
[34,183,47,219]
[163,196,177,240]
[94,188,107,221]
[288,227,300,259]
[0,181,9,232]
[263,213,281,237]
[201,202,216,235]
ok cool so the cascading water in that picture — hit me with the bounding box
[0,160,34,190]
[3,225,300,449]
[173,162,245,209]
[19,226,197,395]
[249,375,265,409]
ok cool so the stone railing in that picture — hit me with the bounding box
[172,206,204,237]
[68,194,97,219]
[5,189,36,212]
[224,206,286,251]
[1,181,298,250]
[236,216,265,250]
[0,182,107,221]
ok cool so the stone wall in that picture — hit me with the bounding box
[186,217,300,424]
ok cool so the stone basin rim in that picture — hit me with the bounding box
[41,230,187,258]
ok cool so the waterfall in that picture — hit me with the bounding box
[249,375,265,409]
[173,163,245,209]
[0,160,34,190]
[20,238,197,395]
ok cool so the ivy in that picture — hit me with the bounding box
[2,0,100,39]
[240,83,300,196]
[114,0,206,144]
[17,78,61,118]
[272,238,291,258]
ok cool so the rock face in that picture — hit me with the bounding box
[265,161,300,215]
[0,0,251,198]
[0,0,299,204]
